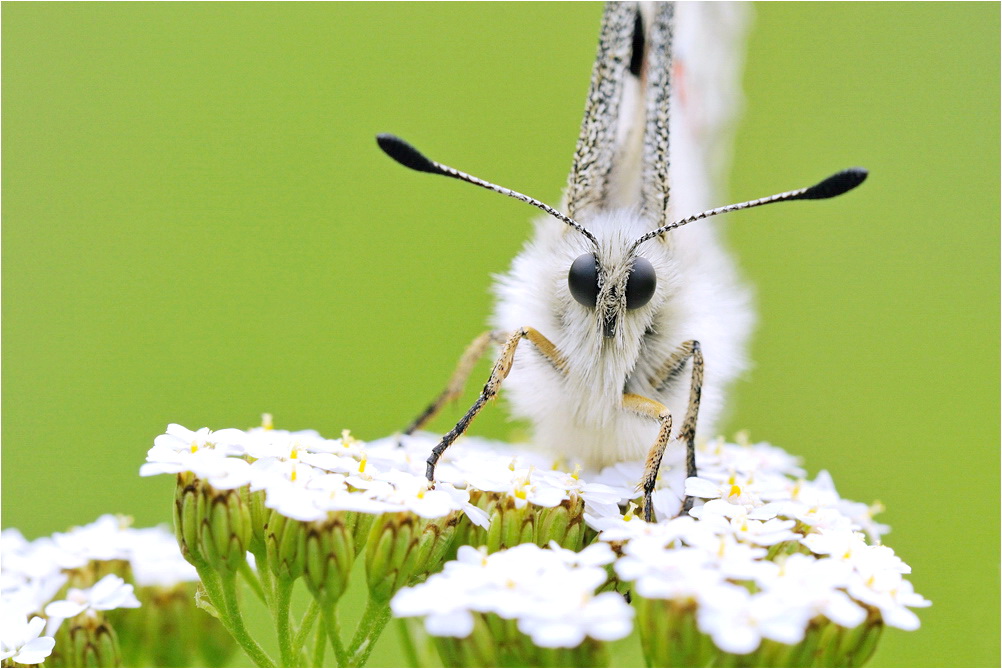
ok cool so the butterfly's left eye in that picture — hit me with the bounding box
[626,257,656,309]
[568,253,600,307]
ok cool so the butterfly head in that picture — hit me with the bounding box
[567,231,660,340]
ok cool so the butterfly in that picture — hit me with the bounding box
[378,2,865,520]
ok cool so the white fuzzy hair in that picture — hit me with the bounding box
[490,3,754,467]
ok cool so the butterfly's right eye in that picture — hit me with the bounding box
[568,253,600,307]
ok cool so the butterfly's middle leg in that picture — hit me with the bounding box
[632,340,704,521]
[425,327,567,483]
[402,330,507,437]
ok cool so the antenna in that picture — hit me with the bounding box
[376,134,599,248]
[631,168,868,250]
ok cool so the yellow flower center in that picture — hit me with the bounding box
[624,502,638,521]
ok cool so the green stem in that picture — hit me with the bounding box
[240,560,268,607]
[323,608,349,667]
[274,577,297,667]
[347,598,392,667]
[312,620,327,668]
[254,549,276,608]
[397,618,420,668]
[193,562,226,616]
[293,600,322,659]
[217,570,277,668]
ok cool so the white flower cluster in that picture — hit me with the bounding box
[141,423,634,529]
[1,515,190,665]
[140,421,929,660]
[595,437,930,656]
[381,434,928,659]
[391,542,632,649]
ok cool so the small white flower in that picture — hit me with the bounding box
[376,470,467,519]
[126,527,199,587]
[684,473,762,507]
[248,455,318,492]
[0,612,55,665]
[392,543,632,648]
[466,466,566,509]
[837,499,891,542]
[617,544,724,602]
[802,528,909,576]
[152,424,247,457]
[690,499,798,546]
[696,584,812,655]
[847,570,930,631]
[519,589,634,648]
[535,467,629,506]
[140,442,252,489]
[1,572,70,620]
[754,553,867,629]
[50,515,132,564]
[44,574,141,621]
[725,440,806,478]
[1,532,73,583]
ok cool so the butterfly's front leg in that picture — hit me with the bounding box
[425,327,568,484]
[633,339,704,521]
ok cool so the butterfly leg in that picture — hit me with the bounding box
[639,340,704,520]
[425,327,567,484]
[402,330,507,437]
[623,394,673,522]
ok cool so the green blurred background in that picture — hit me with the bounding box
[3,3,998,667]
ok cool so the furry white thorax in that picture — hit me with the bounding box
[491,205,752,468]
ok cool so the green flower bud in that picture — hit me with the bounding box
[245,487,270,558]
[303,513,357,607]
[433,613,498,668]
[365,511,460,603]
[172,474,250,574]
[174,473,202,567]
[434,612,610,669]
[636,599,886,669]
[635,596,717,668]
[845,611,883,667]
[535,495,586,550]
[480,496,534,553]
[791,610,883,668]
[344,510,377,558]
[49,614,122,669]
[265,510,307,582]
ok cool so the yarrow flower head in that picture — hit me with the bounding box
[391,542,633,667]
[588,437,930,667]
[1,516,232,668]
[132,419,927,668]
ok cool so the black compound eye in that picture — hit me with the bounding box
[568,253,600,307]
[626,257,657,309]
